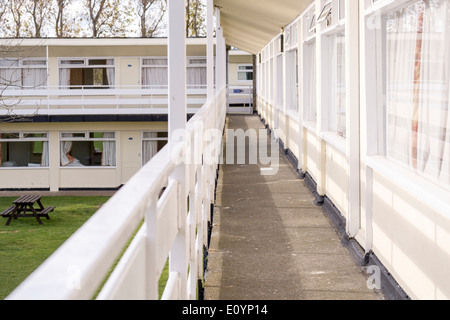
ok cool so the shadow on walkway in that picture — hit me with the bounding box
[204,115,384,300]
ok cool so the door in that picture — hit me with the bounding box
[121,131,141,184]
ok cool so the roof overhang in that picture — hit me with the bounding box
[214,0,313,54]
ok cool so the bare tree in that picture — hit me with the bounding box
[0,41,43,122]
[53,0,82,37]
[7,0,29,38]
[186,0,205,37]
[85,0,135,37]
[25,0,52,37]
[135,0,166,37]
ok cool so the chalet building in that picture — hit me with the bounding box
[0,38,253,191]
[5,0,450,301]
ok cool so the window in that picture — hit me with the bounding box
[142,132,168,165]
[60,132,116,167]
[276,54,284,109]
[187,57,207,89]
[0,132,49,167]
[373,0,450,185]
[59,58,115,89]
[303,41,317,126]
[285,49,299,113]
[318,2,332,26]
[142,58,168,89]
[327,33,346,138]
[237,65,253,81]
[0,58,47,89]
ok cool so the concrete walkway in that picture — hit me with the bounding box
[204,115,384,300]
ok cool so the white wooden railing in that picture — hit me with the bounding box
[6,87,227,300]
[227,85,253,107]
[0,85,209,116]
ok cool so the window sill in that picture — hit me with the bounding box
[321,132,346,155]
[286,110,299,122]
[0,167,49,170]
[303,121,317,135]
[366,155,450,221]
[60,166,117,169]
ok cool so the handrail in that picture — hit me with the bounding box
[6,87,227,300]
[0,85,210,115]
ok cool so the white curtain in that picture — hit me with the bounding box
[333,34,346,137]
[304,43,316,123]
[106,59,115,88]
[386,0,450,184]
[22,68,47,89]
[187,67,207,89]
[41,141,49,167]
[0,59,20,88]
[59,68,70,89]
[276,55,284,109]
[142,132,158,165]
[142,59,168,88]
[101,133,116,166]
[60,133,73,166]
[286,50,298,112]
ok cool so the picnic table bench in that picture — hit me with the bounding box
[1,195,55,226]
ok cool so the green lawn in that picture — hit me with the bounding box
[0,196,109,300]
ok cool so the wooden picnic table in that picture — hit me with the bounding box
[1,195,55,226]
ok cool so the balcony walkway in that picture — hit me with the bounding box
[204,114,385,300]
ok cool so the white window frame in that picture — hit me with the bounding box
[59,131,116,168]
[0,58,48,90]
[58,57,115,89]
[141,56,168,89]
[320,1,347,141]
[285,48,299,115]
[0,132,49,168]
[186,56,208,89]
[141,131,168,166]
[302,37,317,130]
[364,0,450,193]
[237,64,253,82]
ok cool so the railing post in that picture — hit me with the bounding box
[207,0,214,101]
[168,0,188,300]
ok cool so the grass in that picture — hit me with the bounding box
[0,196,109,300]
[0,195,171,300]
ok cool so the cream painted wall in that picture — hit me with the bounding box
[0,169,49,189]
[372,173,450,300]
[287,116,300,160]
[0,121,167,190]
[325,144,349,219]
[119,58,141,87]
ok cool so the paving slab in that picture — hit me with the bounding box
[204,115,384,300]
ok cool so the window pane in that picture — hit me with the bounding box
[23,133,48,139]
[22,60,47,66]
[0,133,20,140]
[143,59,167,66]
[60,59,85,65]
[384,0,450,185]
[60,139,115,167]
[0,141,48,167]
[89,132,115,139]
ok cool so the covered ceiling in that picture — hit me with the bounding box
[214,0,313,54]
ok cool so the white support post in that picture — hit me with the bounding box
[207,0,214,101]
[167,0,188,299]
[297,18,306,176]
[215,7,222,94]
[346,0,361,238]
[315,0,326,198]
[145,194,158,300]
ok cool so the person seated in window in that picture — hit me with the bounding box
[66,154,83,166]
